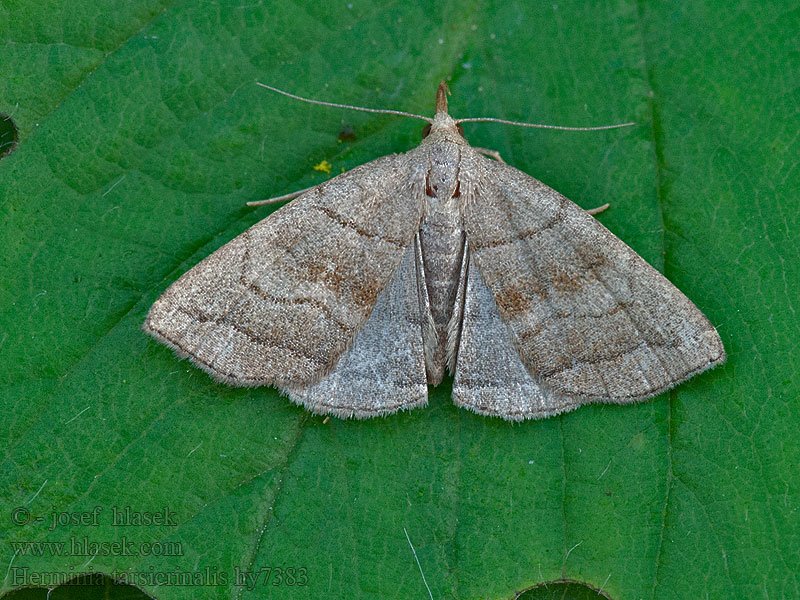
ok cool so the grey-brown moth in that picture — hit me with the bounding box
[143,82,725,420]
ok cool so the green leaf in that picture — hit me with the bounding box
[1,573,152,600]
[1,2,796,599]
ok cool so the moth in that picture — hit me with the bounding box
[144,82,725,420]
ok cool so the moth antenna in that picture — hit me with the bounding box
[257,83,433,123]
[457,116,635,131]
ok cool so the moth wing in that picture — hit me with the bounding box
[144,153,425,387]
[462,158,725,403]
[452,248,579,420]
[285,239,428,418]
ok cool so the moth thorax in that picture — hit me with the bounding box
[425,155,461,207]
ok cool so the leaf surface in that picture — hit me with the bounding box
[1,2,796,599]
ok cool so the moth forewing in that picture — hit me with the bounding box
[462,157,726,407]
[144,153,423,389]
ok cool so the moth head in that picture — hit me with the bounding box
[422,121,464,139]
[424,82,467,142]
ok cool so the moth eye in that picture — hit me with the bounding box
[457,123,465,136]
[422,124,432,138]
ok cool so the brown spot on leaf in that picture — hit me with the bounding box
[338,124,356,142]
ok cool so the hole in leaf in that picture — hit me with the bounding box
[515,579,614,600]
[0,572,153,600]
[0,113,19,158]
